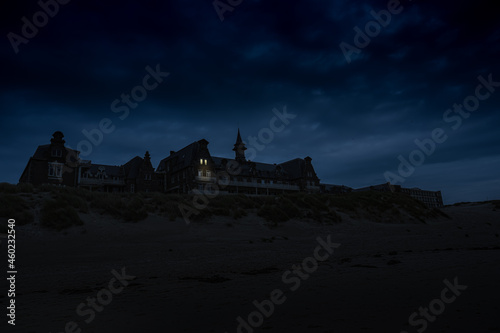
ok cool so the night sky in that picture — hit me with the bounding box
[1,0,499,204]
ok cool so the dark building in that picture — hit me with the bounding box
[321,184,353,195]
[354,182,444,208]
[77,151,162,193]
[156,129,321,195]
[19,131,445,207]
[122,151,162,193]
[19,131,80,187]
[20,132,161,192]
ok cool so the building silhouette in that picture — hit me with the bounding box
[19,131,161,193]
[19,130,443,207]
[156,129,321,194]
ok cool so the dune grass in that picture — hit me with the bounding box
[0,183,451,231]
[0,193,35,233]
[40,198,84,230]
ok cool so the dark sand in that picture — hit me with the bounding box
[3,202,500,332]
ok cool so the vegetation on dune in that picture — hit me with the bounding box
[327,191,449,223]
[0,182,34,194]
[40,198,83,230]
[0,193,35,233]
[0,183,453,231]
[90,193,149,222]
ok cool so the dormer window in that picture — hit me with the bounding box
[51,149,62,157]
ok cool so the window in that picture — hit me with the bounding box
[204,159,207,165]
[206,170,211,177]
[51,149,62,157]
[198,169,202,177]
[130,184,135,193]
[48,163,63,178]
[200,159,203,165]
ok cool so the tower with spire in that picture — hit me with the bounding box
[233,128,247,163]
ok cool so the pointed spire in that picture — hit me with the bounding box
[235,128,243,144]
[233,128,246,163]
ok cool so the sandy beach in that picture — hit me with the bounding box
[2,200,499,333]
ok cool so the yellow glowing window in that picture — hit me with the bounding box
[204,159,207,165]
[200,159,203,165]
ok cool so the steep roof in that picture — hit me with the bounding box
[211,156,291,179]
[123,156,143,179]
[157,140,202,173]
[31,145,79,160]
[279,158,305,180]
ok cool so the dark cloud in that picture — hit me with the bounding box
[1,0,499,204]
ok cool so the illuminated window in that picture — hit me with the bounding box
[204,159,207,165]
[200,159,203,165]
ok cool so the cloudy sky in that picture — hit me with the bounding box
[1,0,499,204]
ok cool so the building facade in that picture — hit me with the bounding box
[156,129,321,195]
[20,131,162,192]
[19,131,444,208]
[354,182,444,208]
[19,131,80,187]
